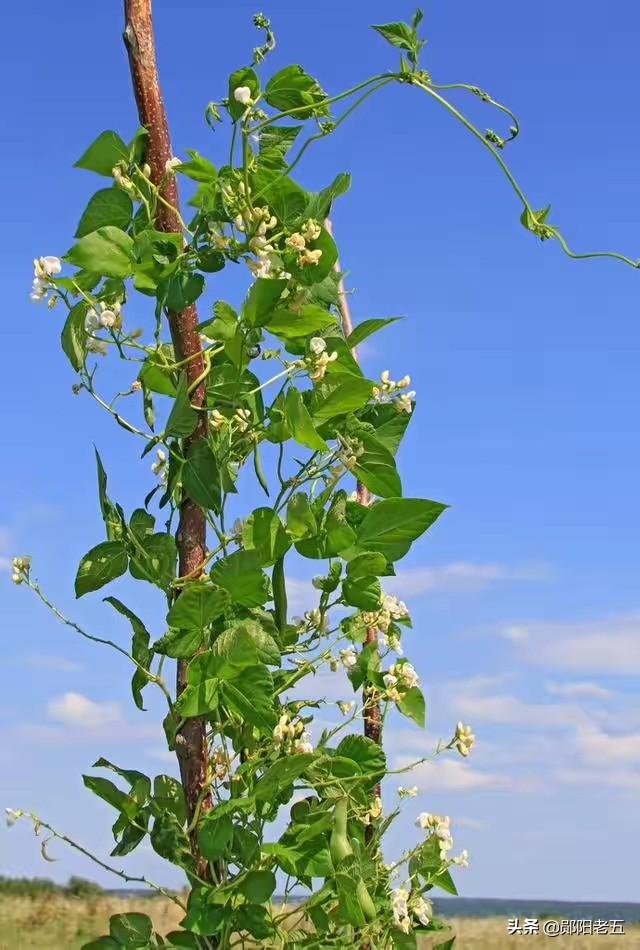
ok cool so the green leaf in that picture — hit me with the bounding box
[355,498,448,561]
[431,868,458,897]
[242,507,291,566]
[81,937,120,949]
[199,301,238,341]
[128,532,177,590]
[397,686,426,727]
[174,678,221,717]
[167,583,229,630]
[311,374,373,421]
[177,149,217,183]
[242,278,287,327]
[109,913,152,946]
[221,665,277,732]
[336,734,386,787]
[250,168,309,225]
[346,551,390,578]
[61,302,88,372]
[82,776,142,820]
[258,125,303,170]
[65,226,134,279]
[266,304,337,342]
[239,870,277,904]
[254,754,313,801]
[75,541,127,597]
[153,626,203,659]
[181,887,230,936]
[228,67,260,121]
[74,131,129,176]
[213,620,281,667]
[138,346,177,396]
[150,812,192,867]
[372,20,422,57]
[342,575,382,611]
[94,448,124,542]
[305,172,352,220]
[104,596,152,711]
[348,317,401,349]
[165,373,198,439]
[158,272,205,311]
[364,402,413,456]
[286,493,317,540]
[182,440,221,512]
[285,388,328,451]
[234,904,274,940]
[152,774,186,825]
[210,551,270,607]
[352,432,402,498]
[199,813,233,861]
[265,65,328,119]
[75,188,133,238]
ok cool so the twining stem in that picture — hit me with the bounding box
[122,0,212,879]
[324,219,383,838]
[18,812,185,909]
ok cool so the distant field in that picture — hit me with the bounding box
[1,896,640,948]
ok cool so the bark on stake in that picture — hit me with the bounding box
[325,220,382,828]
[122,0,212,877]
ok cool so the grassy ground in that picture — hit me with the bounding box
[1,896,639,948]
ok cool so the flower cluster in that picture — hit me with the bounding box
[11,556,31,585]
[273,713,313,755]
[339,647,358,670]
[210,746,228,782]
[372,369,416,414]
[30,256,61,303]
[415,811,453,858]
[453,720,475,757]
[85,300,122,333]
[391,887,432,933]
[397,784,418,798]
[383,661,419,702]
[285,219,323,267]
[306,337,338,381]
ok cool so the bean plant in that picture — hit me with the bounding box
[7,8,637,949]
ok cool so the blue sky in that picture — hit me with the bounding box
[2,0,640,902]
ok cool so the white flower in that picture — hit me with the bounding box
[308,349,338,381]
[34,256,61,279]
[389,661,419,691]
[398,374,411,389]
[412,896,432,927]
[337,700,355,716]
[294,730,313,755]
[299,248,323,266]
[286,232,306,251]
[394,391,416,414]
[452,849,470,868]
[87,340,109,356]
[391,887,411,932]
[339,648,358,669]
[209,409,226,430]
[454,721,475,757]
[369,795,383,820]
[382,594,408,620]
[233,407,252,432]
[397,785,418,798]
[233,85,253,106]
[5,808,23,828]
[151,448,167,476]
[309,337,327,356]
[301,218,322,242]
[165,156,182,173]
[415,812,432,831]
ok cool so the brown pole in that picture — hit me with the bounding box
[325,220,382,823]
[122,0,212,875]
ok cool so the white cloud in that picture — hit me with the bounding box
[443,677,589,729]
[286,561,549,610]
[47,692,122,729]
[575,725,640,765]
[553,766,640,791]
[546,681,611,700]
[403,757,514,792]
[392,561,550,597]
[22,654,83,673]
[507,614,640,675]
